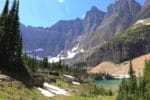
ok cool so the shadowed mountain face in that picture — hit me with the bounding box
[83,6,106,33]
[78,0,141,50]
[21,18,84,56]
[21,0,149,65]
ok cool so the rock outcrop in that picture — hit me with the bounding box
[87,25,150,66]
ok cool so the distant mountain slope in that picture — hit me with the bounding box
[21,0,145,63]
[21,6,105,57]
[65,0,143,65]
[21,25,51,56]
[136,0,150,20]
[86,25,150,66]
[89,53,150,77]
[79,0,141,50]
[21,18,84,57]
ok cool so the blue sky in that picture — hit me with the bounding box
[0,0,145,27]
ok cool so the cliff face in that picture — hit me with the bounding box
[87,26,150,66]
[136,0,150,20]
[21,18,84,56]
[22,0,146,62]
[21,6,106,57]
[79,0,141,50]
[48,18,84,54]
[83,6,106,33]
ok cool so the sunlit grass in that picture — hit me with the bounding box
[0,81,50,100]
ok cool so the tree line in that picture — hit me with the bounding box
[117,60,150,100]
[0,0,31,85]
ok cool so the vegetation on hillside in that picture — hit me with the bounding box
[117,60,150,100]
[111,25,150,43]
[0,0,150,100]
[0,80,49,100]
[87,24,150,66]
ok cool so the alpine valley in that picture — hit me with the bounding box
[1,0,150,100]
[21,0,150,67]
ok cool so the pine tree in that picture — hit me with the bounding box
[117,61,139,100]
[139,76,146,99]
[144,60,150,99]
[117,78,129,100]
[0,0,31,85]
[12,0,23,68]
[42,57,48,68]
[128,61,137,95]
[0,0,11,68]
[1,0,9,16]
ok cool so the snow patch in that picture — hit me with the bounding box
[136,20,144,24]
[72,44,79,52]
[135,18,150,26]
[44,82,70,96]
[48,54,65,63]
[72,81,80,85]
[34,48,44,52]
[112,74,130,79]
[80,49,85,53]
[66,44,85,59]
[48,44,85,63]
[37,87,54,97]
[67,51,78,59]
[63,74,75,79]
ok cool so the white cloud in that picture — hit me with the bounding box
[58,0,65,3]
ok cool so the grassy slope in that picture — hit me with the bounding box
[52,80,117,100]
[0,73,117,100]
[0,80,50,100]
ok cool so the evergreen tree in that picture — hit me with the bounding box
[117,61,139,100]
[0,0,31,85]
[42,57,48,68]
[1,0,9,16]
[138,76,146,99]
[117,78,129,100]
[128,61,137,95]
[0,0,9,67]
[144,60,150,99]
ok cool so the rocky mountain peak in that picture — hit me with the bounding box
[107,0,141,17]
[91,6,99,12]
[85,6,105,18]
[145,0,150,4]
[83,6,106,33]
[135,0,150,20]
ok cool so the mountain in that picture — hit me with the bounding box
[86,25,150,66]
[21,18,84,57]
[83,6,106,33]
[64,0,142,64]
[21,6,105,58]
[21,25,51,56]
[21,0,148,65]
[78,0,141,50]
[136,0,150,20]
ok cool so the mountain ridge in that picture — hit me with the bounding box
[21,0,149,66]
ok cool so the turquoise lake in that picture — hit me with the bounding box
[95,79,122,87]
